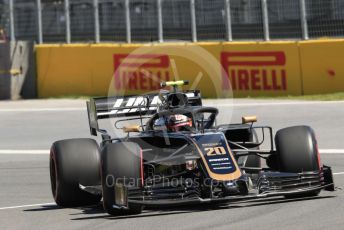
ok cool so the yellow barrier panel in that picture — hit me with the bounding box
[36,41,304,98]
[37,43,228,98]
[299,39,344,95]
[37,44,94,97]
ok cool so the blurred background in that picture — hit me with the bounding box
[1,0,344,44]
[1,0,344,100]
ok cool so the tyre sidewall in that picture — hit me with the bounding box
[101,142,142,215]
[50,138,101,207]
[275,126,320,173]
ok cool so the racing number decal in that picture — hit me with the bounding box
[191,133,242,181]
[205,147,226,156]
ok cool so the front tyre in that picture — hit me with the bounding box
[101,142,143,215]
[275,126,321,198]
[50,138,102,207]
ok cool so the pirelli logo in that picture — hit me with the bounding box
[114,54,171,91]
[221,51,287,91]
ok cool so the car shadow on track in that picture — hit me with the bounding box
[225,195,335,209]
[23,205,62,212]
[22,195,335,221]
[74,195,335,221]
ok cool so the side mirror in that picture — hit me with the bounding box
[242,116,257,124]
[123,125,140,133]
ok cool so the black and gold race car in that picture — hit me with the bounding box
[49,80,335,215]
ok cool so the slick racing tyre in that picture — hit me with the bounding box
[50,138,102,207]
[101,142,143,216]
[275,126,321,197]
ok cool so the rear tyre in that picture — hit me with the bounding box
[101,142,143,215]
[50,138,102,207]
[275,126,321,198]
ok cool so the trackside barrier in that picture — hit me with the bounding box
[36,43,227,98]
[298,39,344,95]
[35,40,344,98]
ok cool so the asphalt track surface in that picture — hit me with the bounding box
[1,99,344,230]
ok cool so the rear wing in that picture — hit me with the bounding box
[86,90,202,136]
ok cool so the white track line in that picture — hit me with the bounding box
[0,101,344,113]
[333,172,344,175]
[210,101,344,107]
[0,108,84,112]
[0,149,344,155]
[0,150,50,154]
[319,149,344,154]
[0,202,56,211]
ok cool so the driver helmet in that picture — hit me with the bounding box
[154,114,192,132]
[167,114,192,132]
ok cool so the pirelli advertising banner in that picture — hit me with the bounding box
[37,43,228,98]
[221,41,302,97]
[37,41,307,98]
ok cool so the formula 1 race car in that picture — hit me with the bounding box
[49,80,335,215]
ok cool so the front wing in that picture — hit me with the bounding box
[80,166,335,209]
[129,183,332,208]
